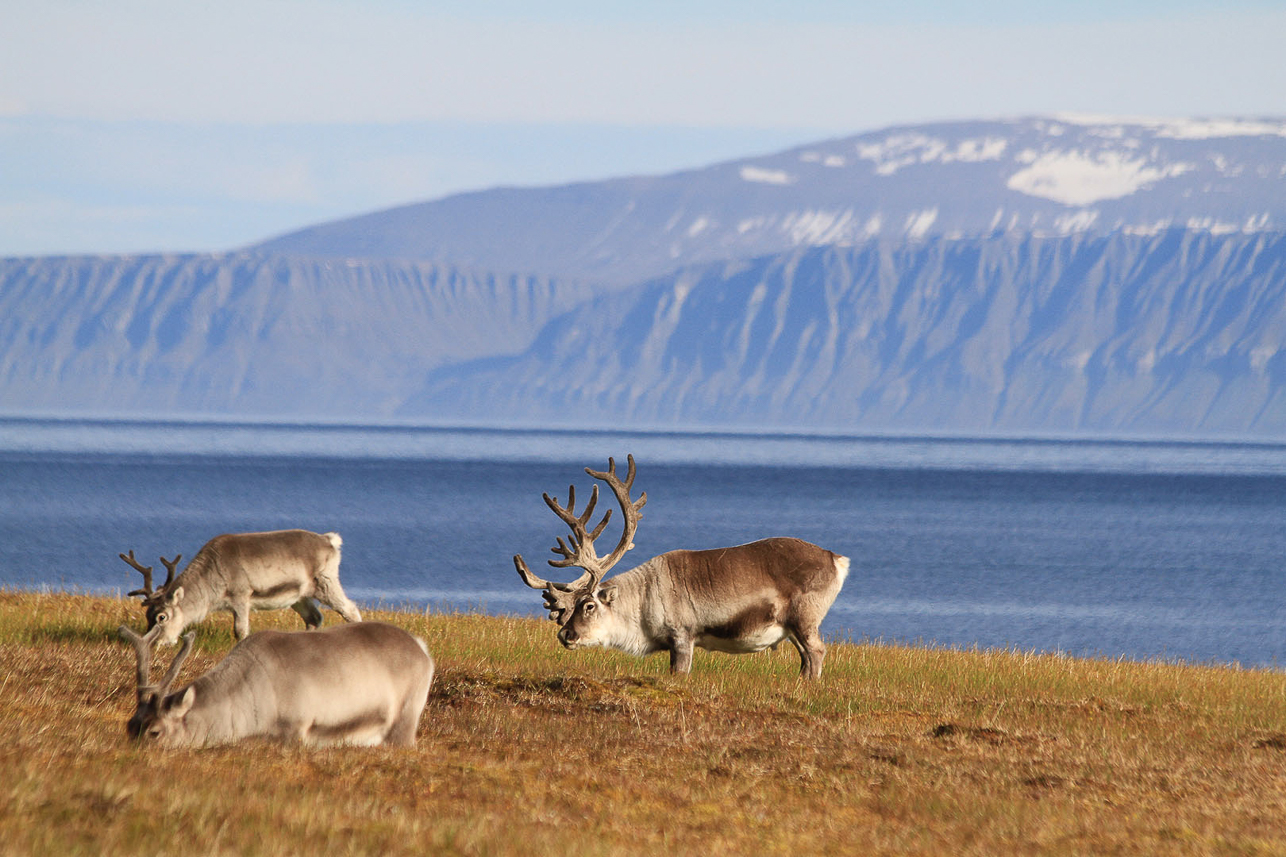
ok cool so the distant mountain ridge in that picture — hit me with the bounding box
[255,115,1286,285]
[0,253,589,417]
[404,230,1286,437]
[3,115,1286,438]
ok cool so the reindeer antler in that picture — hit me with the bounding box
[513,555,581,623]
[515,455,647,620]
[121,551,182,598]
[159,554,182,589]
[119,625,193,700]
[120,550,155,598]
[579,455,647,576]
[119,624,155,692]
[157,633,195,697]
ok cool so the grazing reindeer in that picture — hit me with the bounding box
[119,621,434,747]
[121,529,362,645]
[514,456,850,679]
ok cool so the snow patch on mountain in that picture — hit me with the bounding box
[1251,345,1277,373]
[800,151,850,168]
[1053,210,1100,233]
[740,166,793,185]
[904,208,939,238]
[1057,113,1286,139]
[782,209,857,245]
[1124,220,1173,236]
[1007,150,1195,205]
[856,134,1008,176]
[1184,217,1244,235]
[687,216,711,237]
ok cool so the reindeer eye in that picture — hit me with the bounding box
[156,613,168,623]
[583,602,595,613]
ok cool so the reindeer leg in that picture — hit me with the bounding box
[385,703,422,747]
[791,626,826,680]
[386,655,433,747]
[668,636,694,674]
[291,598,323,630]
[785,632,806,661]
[230,598,252,640]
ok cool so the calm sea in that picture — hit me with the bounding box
[3,416,1285,668]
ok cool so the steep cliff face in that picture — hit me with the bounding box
[0,254,590,418]
[255,116,1286,285]
[404,231,1286,437]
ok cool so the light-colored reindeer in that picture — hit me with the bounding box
[119,621,434,747]
[514,456,850,679]
[121,529,362,645]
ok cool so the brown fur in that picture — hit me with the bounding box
[554,537,850,679]
[705,601,783,640]
[516,458,848,680]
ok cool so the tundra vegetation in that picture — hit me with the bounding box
[3,591,1285,856]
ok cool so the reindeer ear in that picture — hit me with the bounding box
[170,586,184,605]
[597,587,616,604]
[171,686,195,717]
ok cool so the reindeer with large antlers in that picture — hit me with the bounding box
[119,621,434,747]
[515,456,851,679]
[121,529,362,645]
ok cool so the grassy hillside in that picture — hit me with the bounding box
[2,592,1285,855]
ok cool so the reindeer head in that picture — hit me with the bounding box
[514,455,646,647]
[553,579,624,651]
[120,551,187,645]
[119,625,197,746]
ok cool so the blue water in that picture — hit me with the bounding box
[2,417,1285,668]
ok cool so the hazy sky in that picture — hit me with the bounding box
[3,0,1285,255]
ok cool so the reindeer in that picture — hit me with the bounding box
[119,621,434,747]
[514,456,850,679]
[121,529,362,646]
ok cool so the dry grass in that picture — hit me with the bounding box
[2,591,1286,856]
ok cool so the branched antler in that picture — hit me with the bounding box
[121,550,156,598]
[159,554,181,589]
[513,555,580,623]
[514,455,648,621]
[121,551,182,599]
[119,624,193,701]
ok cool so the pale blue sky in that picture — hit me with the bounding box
[3,0,1284,255]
